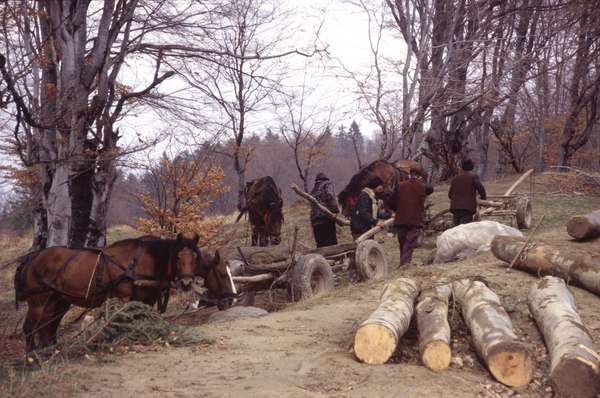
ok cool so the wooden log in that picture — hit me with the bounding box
[528,276,600,398]
[452,279,534,387]
[355,218,394,243]
[416,284,452,372]
[567,210,600,240]
[231,273,275,283]
[491,236,600,296]
[291,184,350,226]
[477,199,504,208]
[504,169,534,196]
[354,278,419,364]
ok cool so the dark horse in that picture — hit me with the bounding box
[13,233,236,353]
[338,159,425,217]
[237,176,284,246]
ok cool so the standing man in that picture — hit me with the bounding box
[449,158,487,226]
[350,176,386,240]
[386,167,433,265]
[310,173,340,247]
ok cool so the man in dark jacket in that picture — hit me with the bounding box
[449,158,487,226]
[386,168,433,265]
[350,176,386,240]
[310,173,340,247]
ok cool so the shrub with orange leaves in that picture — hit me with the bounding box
[137,153,230,245]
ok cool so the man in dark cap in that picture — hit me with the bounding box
[310,172,340,247]
[350,176,386,240]
[449,158,487,226]
[386,166,433,265]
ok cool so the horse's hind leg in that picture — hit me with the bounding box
[23,296,48,353]
[41,296,71,348]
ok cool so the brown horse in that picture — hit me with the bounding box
[13,233,234,353]
[338,159,425,217]
[237,176,284,246]
[109,235,237,313]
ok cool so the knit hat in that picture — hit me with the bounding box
[366,176,384,189]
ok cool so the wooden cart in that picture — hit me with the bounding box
[223,239,388,304]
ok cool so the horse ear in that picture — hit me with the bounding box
[192,233,199,245]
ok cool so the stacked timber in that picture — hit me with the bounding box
[529,276,600,398]
[453,279,534,387]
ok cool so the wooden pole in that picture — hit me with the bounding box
[452,279,534,387]
[507,214,545,271]
[355,218,394,243]
[290,184,350,226]
[528,276,600,398]
[354,278,419,364]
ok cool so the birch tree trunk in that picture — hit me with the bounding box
[528,276,600,398]
[453,279,534,387]
[354,278,419,364]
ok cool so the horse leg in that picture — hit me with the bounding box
[251,227,258,246]
[23,295,48,353]
[43,297,71,348]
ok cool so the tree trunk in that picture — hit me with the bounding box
[452,279,534,387]
[491,236,600,296]
[30,198,48,250]
[416,284,452,372]
[528,276,600,398]
[86,163,118,247]
[354,278,419,364]
[567,210,600,241]
[46,163,71,246]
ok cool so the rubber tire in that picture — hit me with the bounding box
[228,260,256,307]
[516,198,533,229]
[288,254,334,302]
[355,240,388,281]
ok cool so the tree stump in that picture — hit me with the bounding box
[354,278,419,364]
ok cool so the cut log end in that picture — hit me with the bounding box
[567,216,593,239]
[487,343,535,387]
[551,356,600,398]
[354,324,397,365]
[421,340,451,372]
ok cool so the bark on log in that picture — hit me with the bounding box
[231,273,275,283]
[452,279,534,387]
[355,218,394,243]
[416,284,452,372]
[354,278,419,364]
[291,184,350,226]
[491,236,600,296]
[528,276,600,398]
[567,210,600,241]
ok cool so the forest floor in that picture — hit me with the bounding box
[1,171,600,398]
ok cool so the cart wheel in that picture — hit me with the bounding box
[228,260,256,306]
[288,254,334,302]
[516,197,533,229]
[355,240,388,281]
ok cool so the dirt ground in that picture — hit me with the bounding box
[2,172,600,398]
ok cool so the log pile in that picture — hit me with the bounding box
[491,236,600,296]
[529,276,600,398]
[567,210,600,241]
[354,278,419,364]
[452,279,534,387]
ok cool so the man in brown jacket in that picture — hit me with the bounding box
[448,158,487,226]
[386,167,433,265]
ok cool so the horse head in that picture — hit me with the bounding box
[172,232,201,291]
[198,250,237,310]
